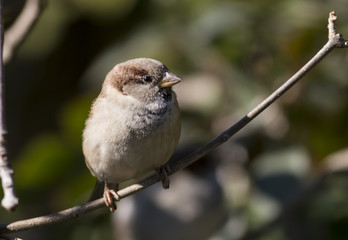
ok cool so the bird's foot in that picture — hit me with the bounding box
[156,165,171,189]
[103,184,120,212]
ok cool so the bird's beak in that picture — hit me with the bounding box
[159,72,182,88]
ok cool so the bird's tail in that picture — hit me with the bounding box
[88,180,119,202]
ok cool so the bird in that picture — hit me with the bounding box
[82,58,182,211]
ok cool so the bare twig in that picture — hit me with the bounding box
[0,11,347,236]
[328,11,348,47]
[328,11,338,39]
[3,0,45,63]
[0,0,19,212]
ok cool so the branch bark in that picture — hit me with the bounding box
[0,0,19,212]
[0,10,347,236]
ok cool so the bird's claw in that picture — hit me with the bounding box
[103,189,120,212]
[156,165,171,189]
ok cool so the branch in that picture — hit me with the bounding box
[0,0,19,212]
[328,11,348,47]
[3,0,45,64]
[0,11,347,235]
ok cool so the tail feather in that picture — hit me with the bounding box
[88,180,119,202]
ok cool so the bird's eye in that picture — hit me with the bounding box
[141,75,153,83]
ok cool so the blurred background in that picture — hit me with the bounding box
[2,0,348,239]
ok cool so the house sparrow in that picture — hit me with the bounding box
[83,58,182,211]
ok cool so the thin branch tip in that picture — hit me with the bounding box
[327,11,348,48]
[329,11,337,20]
[328,11,337,39]
[2,196,19,212]
[0,160,19,211]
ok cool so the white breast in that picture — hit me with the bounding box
[83,93,180,184]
